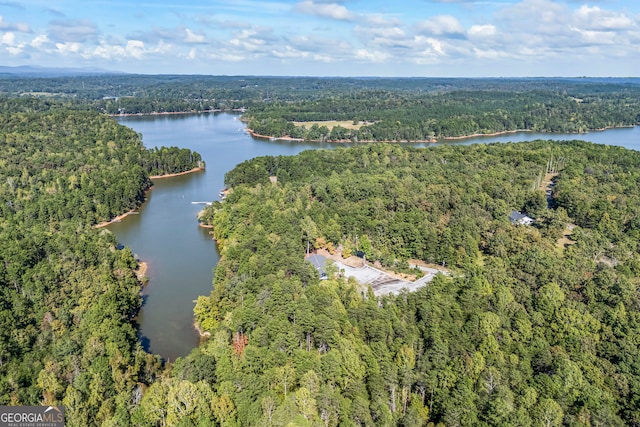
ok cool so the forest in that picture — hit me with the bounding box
[2,75,640,131]
[188,141,640,426]
[0,98,200,425]
[245,89,640,141]
[2,76,640,426]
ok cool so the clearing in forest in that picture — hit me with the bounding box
[539,172,558,191]
[556,224,577,253]
[292,120,372,130]
[310,250,448,296]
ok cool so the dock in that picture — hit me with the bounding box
[219,188,231,200]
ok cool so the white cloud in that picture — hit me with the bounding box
[295,1,355,21]
[1,31,16,45]
[226,26,280,57]
[468,25,496,38]
[202,49,247,62]
[313,53,335,62]
[417,15,466,37]
[126,40,145,58]
[569,27,617,45]
[30,34,50,48]
[277,34,352,63]
[414,36,445,56]
[84,39,148,60]
[2,30,26,55]
[354,49,389,63]
[55,41,82,54]
[355,25,407,46]
[0,15,31,33]
[4,0,640,76]
[229,29,267,51]
[574,5,635,32]
[490,0,640,62]
[364,14,401,27]
[472,47,510,60]
[184,28,206,43]
[271,45,309,59]
[498,0,567,35]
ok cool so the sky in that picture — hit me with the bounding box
[0,0,639,77]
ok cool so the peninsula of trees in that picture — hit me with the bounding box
[245,88,640,142]
[188,141,640,426]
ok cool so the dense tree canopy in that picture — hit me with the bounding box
[0,98,200,425]
[3,77,640,426]
[246,89,640,142]
[185,141,640,426]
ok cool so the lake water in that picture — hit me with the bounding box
[111,113,640,361]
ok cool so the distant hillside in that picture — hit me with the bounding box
[0,65,122,77]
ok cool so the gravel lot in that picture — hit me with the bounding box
[332,260,446,296]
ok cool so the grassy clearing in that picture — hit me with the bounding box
[292,120,372,130]
[556,224,577,254]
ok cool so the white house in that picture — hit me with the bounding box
[509,211,534,225]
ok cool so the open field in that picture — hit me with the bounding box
[292,120,372,130]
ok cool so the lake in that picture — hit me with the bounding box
[111,113,640,361]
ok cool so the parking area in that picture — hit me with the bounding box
[307,253,448,296]
[333,260,444,296]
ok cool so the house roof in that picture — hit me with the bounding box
[510,211,527,221]
[307,254,327,278]
[510,210,533,224]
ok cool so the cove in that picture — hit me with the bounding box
[109,113,347,361]
[110,112,640,361]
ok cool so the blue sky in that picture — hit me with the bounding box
[1,0,639,76]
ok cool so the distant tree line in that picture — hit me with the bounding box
[246,89,640,141]
[2,74,639,123]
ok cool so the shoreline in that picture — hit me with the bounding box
[94,183,153,228]
[247,127,532,144]
[248,124,638,144]
[95,209,140,228]
[442,129,532,140]
[111,110,219,118]
[194,321,211,338]
[592,124,635,131]
[248,129,305,142]
[110,108,248,118]
[247,128,436,143]
[136,261,148,282]
[95,167,203,229]
[150,166,205,180]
